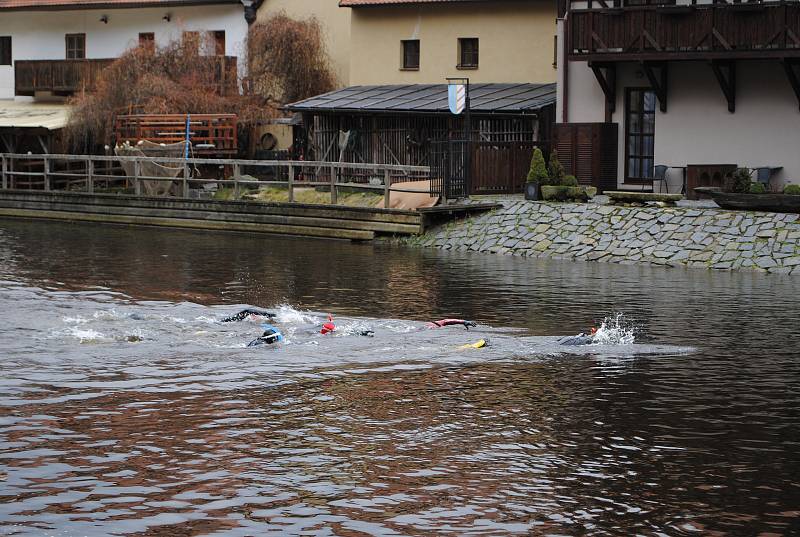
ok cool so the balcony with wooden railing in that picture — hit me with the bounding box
[14,56,238,97]
[14,59,115,96]
[567,0,800,62]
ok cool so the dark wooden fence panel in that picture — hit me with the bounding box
[471,141,539,195]
[555,123,618,193]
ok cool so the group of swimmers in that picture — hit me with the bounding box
[221,308,599,348]
[221,308,482,348]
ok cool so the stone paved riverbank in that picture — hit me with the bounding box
[403,199,800,274]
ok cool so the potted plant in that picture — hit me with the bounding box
[525,147,548,201]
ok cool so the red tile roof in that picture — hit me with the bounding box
[340,0,499,6]
[0,0,239,10]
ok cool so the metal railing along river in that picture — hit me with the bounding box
[0,153,431,208]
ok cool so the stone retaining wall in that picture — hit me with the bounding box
[403,200,800,275]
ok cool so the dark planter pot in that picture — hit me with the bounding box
[525,181,539,201]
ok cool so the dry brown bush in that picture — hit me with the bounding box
[246,12,337,104]
[66,14,336,153]
[65,38,275,153]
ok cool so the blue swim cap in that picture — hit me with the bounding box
[260,323,283,343]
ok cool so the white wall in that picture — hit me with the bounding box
[564,59,800,188]
[0,4,248,100]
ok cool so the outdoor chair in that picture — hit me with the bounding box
[754,167,772,191]
[654,165,669,193]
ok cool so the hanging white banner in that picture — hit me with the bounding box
[448,84,466,115]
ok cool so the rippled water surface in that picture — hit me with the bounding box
[1,218,799,536]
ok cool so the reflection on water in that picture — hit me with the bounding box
[1,218,800,536]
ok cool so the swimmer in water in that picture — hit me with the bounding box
[247,323,284,347]
[427,319,477,330]
[222,308,277,323]
[559,327,598,346]
[319,314,374,337]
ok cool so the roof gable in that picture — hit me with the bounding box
[340,0,511,6]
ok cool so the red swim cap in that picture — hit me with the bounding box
[321,322,335,335]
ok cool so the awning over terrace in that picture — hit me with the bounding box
[0,101,71,131]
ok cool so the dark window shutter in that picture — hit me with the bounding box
[555,122,618,192]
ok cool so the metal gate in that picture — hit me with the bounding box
[430,139,470,199]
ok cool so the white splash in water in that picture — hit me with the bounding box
[592,313,636,345]
[62,327,109,344]
[274,304,318,325]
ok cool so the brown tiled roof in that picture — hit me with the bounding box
[340,0,500,6]
[0,0,239,10]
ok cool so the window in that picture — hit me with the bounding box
[66,33,86,59]
[0,36,10,66]
[182,31,200,54]
[625,89,657,182]
[401,39,419,70]
[212,30,225,56]
[138,32,155,51]
[458,37,479,69]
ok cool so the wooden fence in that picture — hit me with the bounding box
[114,114,238,156]
[0,153,430,209]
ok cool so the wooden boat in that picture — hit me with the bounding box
[694,187,800,213]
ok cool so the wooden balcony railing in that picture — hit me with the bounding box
[15,59,115,96]
[568,1,800,61]
[14,56,238,97]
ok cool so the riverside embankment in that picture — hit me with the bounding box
[400,198,800,274]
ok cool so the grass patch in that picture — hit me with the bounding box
[244,186,383,207]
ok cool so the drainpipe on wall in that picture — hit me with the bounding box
[561,9,570,123]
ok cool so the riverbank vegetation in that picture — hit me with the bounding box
[65,12,336,153]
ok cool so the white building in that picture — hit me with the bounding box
[0,0,255,102]
[556,0,800,192]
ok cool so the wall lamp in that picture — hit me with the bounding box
[163,13,172,22]
[100,14,109,24]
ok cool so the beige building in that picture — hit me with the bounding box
[344,0,557,86]
[256,0,351,87]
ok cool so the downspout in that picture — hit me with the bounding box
[561,4,570,123]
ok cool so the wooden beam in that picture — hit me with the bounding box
[0,134,15,153]
[642,62,668,113]
[37,135,50,154]
[711,60,736,113]
[783,59,800,111]
[590,62,617,117]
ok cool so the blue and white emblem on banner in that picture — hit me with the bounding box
[448,84,466,115]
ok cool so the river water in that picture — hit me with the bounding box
[1,218,799,536]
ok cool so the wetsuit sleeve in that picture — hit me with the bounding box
[221,309,275,323]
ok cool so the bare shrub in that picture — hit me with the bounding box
[65,38,275,153]
[247,12,337,104]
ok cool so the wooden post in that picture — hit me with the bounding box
[384,168,391,209]
[2,154,8,190]
[288,164,294,203]
[182,163,190,198]
[233,163,241,200]
[330,164,337,205]
[133,158,141,196]
[86,158,94,194]
[43,156,50,192]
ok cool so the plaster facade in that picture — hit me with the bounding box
[349,1,557,85]
[0,4,249,100]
